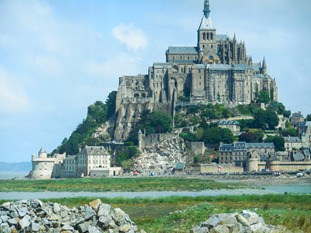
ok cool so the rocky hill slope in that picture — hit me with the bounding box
[132,135,190,175]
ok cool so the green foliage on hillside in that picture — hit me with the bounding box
[239,130,264,143]
[265,136,285,151]
[253,109,279,130]
[53,91,117,155]
[127,110,173,145]
[116,142,140,172]
[280,128,298,137]
[176,101,293,146]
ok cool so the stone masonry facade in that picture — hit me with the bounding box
[114,0,278,141]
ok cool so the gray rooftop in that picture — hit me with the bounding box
[80,146,109,155]
[217,34,230,41]
[220,142,275,152]
[246,143,275,149]
[218,120,240,125]
[167,46,198,54]
[284,137,301,143]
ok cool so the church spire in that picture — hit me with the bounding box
[262,57,267,74]
[203,0,211,18]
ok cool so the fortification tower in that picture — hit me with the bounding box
[246,151,259,172]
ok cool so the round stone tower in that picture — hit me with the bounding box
[246,151,259,172]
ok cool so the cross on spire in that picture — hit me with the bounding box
[203,0,211,18]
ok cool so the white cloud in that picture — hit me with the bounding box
[26,54,62,76]
[86,53,143,78]
[0,68,30,113]
[112,24,148,51]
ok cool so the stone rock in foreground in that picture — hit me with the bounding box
[0,199,141,233]
[191,210,303,233]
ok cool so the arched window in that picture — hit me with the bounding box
[134,93,140,98]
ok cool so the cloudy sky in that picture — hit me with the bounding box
[0,0,310,163]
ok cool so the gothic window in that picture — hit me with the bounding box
[134,93,140,98]
[203,33,206,40]
[207,33,209,40]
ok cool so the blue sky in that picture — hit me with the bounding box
[0,0,310,163]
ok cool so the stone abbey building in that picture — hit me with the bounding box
[114,0,278,141]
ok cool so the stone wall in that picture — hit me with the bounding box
[200,163,244,174]
[138,133,176,149]
[188,142,205,156]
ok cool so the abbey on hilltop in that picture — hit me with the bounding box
[114,0,278,141]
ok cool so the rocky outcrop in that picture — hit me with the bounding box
[92,122,112,142]
[0,199,140,233]
[191,210,302,233]
[132,136,188,175]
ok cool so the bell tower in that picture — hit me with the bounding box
[197,0,218,64]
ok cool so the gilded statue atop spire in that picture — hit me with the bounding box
[203,0,211,18]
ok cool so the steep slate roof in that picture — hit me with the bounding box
[80,146,109,155]
[167,47,198,54]
[284,137,301,143]
[292,151,305,161]
[246,143,275,149]
[232,64,250,70]
[208,64,231,70]
[217,34,230,41]
[220,142,246,151]
[38,147,46,154]
[252,63,261,72]
[218,120,240,125]
[220,142,275,152]
[198,15,214,30]
[175,162,185,170]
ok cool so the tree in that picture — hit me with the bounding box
[202,127,234,144]
[136,110,172,135]
[106,91,117,119]
[87,101,107,124]
[307,114,311,121]
[253,109,279,130]
[239,130,264,143]
[258,90,270,104]
[149,111,172,133]
[281,128,298,137]
[180,132,198,142]
[265,136,285,151]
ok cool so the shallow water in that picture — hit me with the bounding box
[0,172,27,180]
[263,184,311,194]
[0,189,278,200]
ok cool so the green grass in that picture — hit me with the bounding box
[0,177,246,192]
[2,194,309,232]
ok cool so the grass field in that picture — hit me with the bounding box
[0,177,310,232]
[1,195,309,232]
[0,177,246,192]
